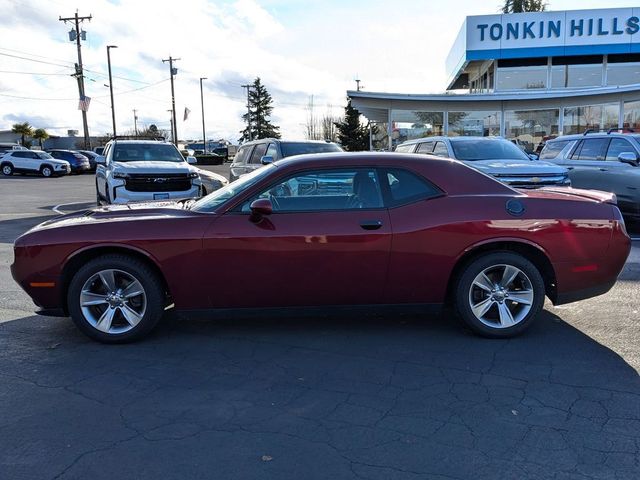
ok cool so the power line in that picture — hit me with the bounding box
[0,70,70,75]
[0,52,72,69]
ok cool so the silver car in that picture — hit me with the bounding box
[395,136,570,188]
[540,131,640,226]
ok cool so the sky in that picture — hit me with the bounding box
[0,0,636,142]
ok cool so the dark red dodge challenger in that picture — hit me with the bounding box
[12,153,631,343]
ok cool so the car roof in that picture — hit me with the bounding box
[548,133,640,142]
[108,140,173,145]
[240,138,337,146]
[269,152,515,197]
[398,136,507,146]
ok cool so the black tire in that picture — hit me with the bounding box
[1,162,14,176]
[67,254,165,343]
[40,164,53,178]
[454,251,545,338]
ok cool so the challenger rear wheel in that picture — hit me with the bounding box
[455,252,545,338]
[67,254,165,343]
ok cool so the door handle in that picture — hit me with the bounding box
[566,167,574,170]
[360,220,383,230]
[599,168,607,171]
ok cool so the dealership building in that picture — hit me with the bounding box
[349,7,640,152]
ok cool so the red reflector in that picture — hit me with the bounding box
[30,282,55,287]
[572,265,598,273]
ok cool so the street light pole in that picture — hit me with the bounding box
[106,45,117,138]
[199,77,207,153]
[162,56,180,146]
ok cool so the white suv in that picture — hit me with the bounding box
[96,139,205,205]
[1,150,71,177]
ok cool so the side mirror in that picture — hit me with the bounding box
[618,152,639,166]
[95,156,106,165]
[249,198,273,222]
[260,155,274,165]
[186,156,197,164]
[528,153,539,160]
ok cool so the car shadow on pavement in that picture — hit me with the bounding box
[1,308,639,480]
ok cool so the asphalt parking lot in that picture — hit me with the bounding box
[1,169,639,480]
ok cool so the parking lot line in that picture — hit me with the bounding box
[52,201,91,215]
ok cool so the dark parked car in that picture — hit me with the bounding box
[540,131,640,227]
[46,149,91,173]
[12,152,630,343]
[77,150,104,171]
[229,139,343,181]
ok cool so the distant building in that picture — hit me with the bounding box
[349,7,640,152]
[0,130,105,150]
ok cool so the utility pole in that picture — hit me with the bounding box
[199,77,207,153]
[59,11,92,149]
[133,109,138,135]
[167,109,173,143]
[241,84,252,142]
[106,45,117,138]
[162,56,180,146]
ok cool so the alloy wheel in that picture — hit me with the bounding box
[42,167,52,177]
[2,165,12,175]
[79,269,147,334]
[468,264,534,329]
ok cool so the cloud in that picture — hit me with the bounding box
[1,0,632,142]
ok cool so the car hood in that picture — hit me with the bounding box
[20,201,204,238]
[112,161,194,174]
[465,159,567,175]
[196,169,227,183]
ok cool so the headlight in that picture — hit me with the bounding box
[189,172,199,178]
[112,171,128,179]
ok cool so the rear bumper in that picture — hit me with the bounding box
[555,280,616,305]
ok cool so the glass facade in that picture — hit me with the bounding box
[624,100,640,130]
[496,66,547,90]
[504,109,559,154]
[448,111,500,137]
[563,103,619,135]
[390,110,443,148]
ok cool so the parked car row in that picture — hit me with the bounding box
[1,148,97,177]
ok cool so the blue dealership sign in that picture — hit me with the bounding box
[446,8,640,86]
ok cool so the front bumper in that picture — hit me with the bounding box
[110,184,201,204]
[70,163,91,173]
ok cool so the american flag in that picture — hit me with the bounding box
[78,95,91,112]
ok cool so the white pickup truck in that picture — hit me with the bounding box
[95,139,226,205]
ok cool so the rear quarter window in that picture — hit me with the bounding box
[383,168,443,207]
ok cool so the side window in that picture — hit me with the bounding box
[415,142,435,154]
[12,151,27,158]
[249,143,268,164]
[606,138,638,161]
[394,144,414,153]
[571,139,608,161]
[233,146,251,165]
[383,168,442,207]
[265,143,278,159]
[27,151,39,159]
[432,142,449,157]
[244,169,383,212]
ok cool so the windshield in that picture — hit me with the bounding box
[112,143,185,163]
[36,152,53,159]
[280,142,342,157]
[450,139,530,161]
[191,164,276,212]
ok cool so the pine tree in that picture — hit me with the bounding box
[334,100,370,151]
[239,77,281,143]
[502,0,546,13]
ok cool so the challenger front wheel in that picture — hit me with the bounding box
[67,254,165,343]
